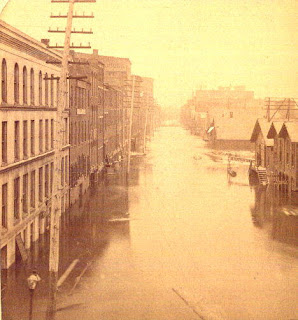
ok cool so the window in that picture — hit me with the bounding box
[70,123,73,145]
[50,119,54,149]
[1,121,7,164]
[61,157,64,186]
[65,156,68,185]
[39,71,42,105]
[61,195,64,214]
[45,164,49,198]
[30,120,35,155]
[74,122,77,145]
[14,121,20,161]
[45,73,48,105]
[14,63,19,103]
[75,87,78,107]
[78,122,81,144]
[23,120,28,158]
[50,162,54,193]
[286,140,290,165]
[30,171,35,208]
[22,174,28,214]
[23,66,27,104]
[56,80,59,107]
[45,119,49,151]
[38,167,43,203]
[2,183,8,228]
[14,177,20,220]
[64,118,68,145]
[30,68,34,105]
[1,59,7,103]
[50,74,54,107]
[39,120,43,153]
[70,85,73,107]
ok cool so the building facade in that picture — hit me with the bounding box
[275,122,298,192]
[0,20,69,269]
[96,53,132,156]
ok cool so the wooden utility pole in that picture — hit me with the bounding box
[47,1,75,318]
[127,75,135,173]
[47,0,95,318]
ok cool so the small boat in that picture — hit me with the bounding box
[227,168,237,177]
[227,157,237,177]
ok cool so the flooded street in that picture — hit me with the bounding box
[2,126,298,320]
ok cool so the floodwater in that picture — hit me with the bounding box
[2,126,298,320]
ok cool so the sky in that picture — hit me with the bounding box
[1,0,297,108]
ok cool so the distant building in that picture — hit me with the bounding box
[96,53,132,154]
[182,86,263,149]
[104,84,122,162]
[68,51,104,205]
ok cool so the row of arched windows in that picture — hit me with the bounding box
[1,59,56,107]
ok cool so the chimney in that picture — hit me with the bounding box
[93,49,98,56]
[41,39,50,47]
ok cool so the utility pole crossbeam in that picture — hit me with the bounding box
[50,13,94,18]
[48,43,91,49]
[48,28,93,34]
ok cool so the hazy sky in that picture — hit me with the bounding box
[1,0,297,107]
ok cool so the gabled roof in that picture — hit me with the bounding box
[278,122,298,142]
[250,119,272,144]
[267,121,286,139]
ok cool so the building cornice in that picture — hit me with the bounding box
[0,20,62,62]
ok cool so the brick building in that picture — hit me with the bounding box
[0,20,69,269]
[68,51,104,205]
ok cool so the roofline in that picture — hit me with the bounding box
[0,19,62,59]
[97,54,131,65]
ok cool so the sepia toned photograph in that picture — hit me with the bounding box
[0,0,297,319]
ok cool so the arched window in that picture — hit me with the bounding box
[14,63,19,103]
[45,73,48,105]
[30,68,34,105]
[50,74,54,106]
[23,66,27,104]
[39,71,42,105]
[1,59,7,103]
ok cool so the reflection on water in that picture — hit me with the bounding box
[2,127,298,320]
[2,169,132,320]
[251,185,298,245]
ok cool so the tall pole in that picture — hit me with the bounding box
[47,1,75,318]
[127,75,135,173]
